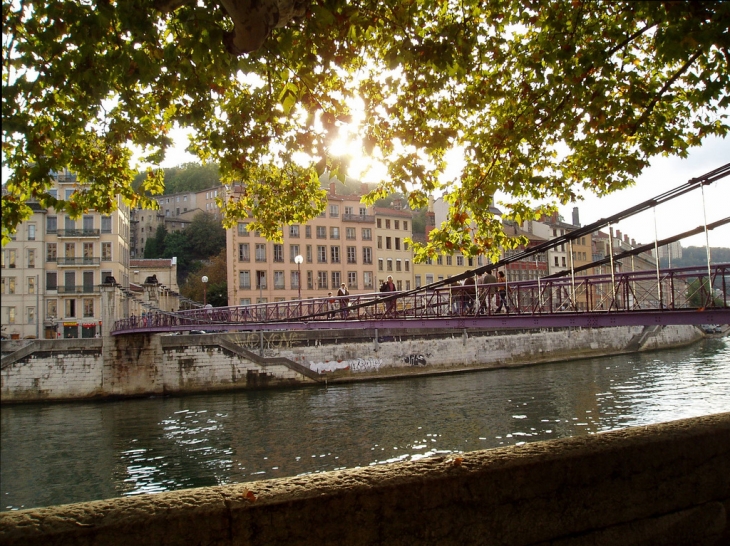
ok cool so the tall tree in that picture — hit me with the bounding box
[3,1,728,260]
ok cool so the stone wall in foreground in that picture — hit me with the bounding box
[1,325,704,402]
[1,413,728,546]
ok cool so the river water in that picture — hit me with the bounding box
[2,337,729,512]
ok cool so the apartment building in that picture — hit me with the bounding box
[1,171,131,339]
[226,185,379,305]
[373,207,414,291]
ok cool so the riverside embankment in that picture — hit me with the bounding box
[1,324,704,403]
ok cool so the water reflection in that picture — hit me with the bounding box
[2,338,728,511]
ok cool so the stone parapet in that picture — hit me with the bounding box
[1,413,728,545]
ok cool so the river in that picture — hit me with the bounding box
[2,337,729,512]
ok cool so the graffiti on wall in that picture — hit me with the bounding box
[309,358,383,374]
[404,354,427,366]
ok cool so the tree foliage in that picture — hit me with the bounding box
[133,162,221,195]
[181,249,228,307]
[4,0,728,260]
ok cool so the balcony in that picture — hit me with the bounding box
[57,285,100,294]
[57,229,100,238]
[342,213,375,223]
[56,257,101,266]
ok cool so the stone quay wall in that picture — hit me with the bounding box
[1,325,703,403]
[1,413,728,546]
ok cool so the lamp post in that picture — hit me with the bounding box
[294,255,303,300]
[201,275,208,306]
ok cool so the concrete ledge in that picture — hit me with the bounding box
[1,413,728,545]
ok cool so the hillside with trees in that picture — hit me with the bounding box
[659,246,730,268]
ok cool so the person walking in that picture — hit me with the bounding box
[337,283,350,318]
[379,275,397,317]
[495,271,510,313]
[480,268,497,313]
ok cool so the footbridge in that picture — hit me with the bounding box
[113,164,730,335]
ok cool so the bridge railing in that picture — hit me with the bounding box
[113,264,728,332]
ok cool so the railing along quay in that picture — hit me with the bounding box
[112,265,730,335]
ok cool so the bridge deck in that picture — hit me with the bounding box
[113,265,729,335]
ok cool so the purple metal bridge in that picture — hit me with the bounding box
[113,264,729,335]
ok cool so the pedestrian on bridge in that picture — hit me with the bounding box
[495,271,511,313]
[480,268,498,313]
[380,275,397,317]
[338,283,350,318]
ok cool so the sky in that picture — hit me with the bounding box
[161,129,729,249]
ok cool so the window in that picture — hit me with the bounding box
[83,271,94,292]
[347,246,357,264]
[28,249,35,268]
[377,236,383,249]
[394,220,400,230]
[256,271,266,289]
[255,244,266,262]
[28,224,36,240]
[468,257,474,267]
[317,271,328,289]
[306,245,313,263]
[329,205,339,218]
[238,222,249,236]
[363,247,372,264]
[289,225,300,238]
[239,271,251,289]
[64,271,75,291]
[307,270,314,289]
[396,259,402,272]
[291,270,300,289]
[347,271,357,288]
[446,256,452,266]
[397,280,402,290]
[65,243,75,258]
[377,218,382,228]
[47,216,57,233]
[386,237,392,250]
[426,274,434,284]
[102,242,112,261]
[395,238,400,250]
[378,258,384,271]
[305,225,312,238]
[385,219,391,229]
[83,216,94,231]
[290,244,300,262]
[363,271,373,289]
[317,245,327,263]
[316,226,327,239]
[239,298,251,306]
[274,271,285,289]
[330,246,340,263]
[65,189,74,199]
[456,256,464,266]
[8,277,16,294]
[415,275,421,288]
[47,299,57,318]
[28,276,36,294]
[46,272,57,290]
[83,299,94,318]
[273,244,284,262]
[9,249,16,268]
[437,256,443,265]
[362,228,372,240]
[65,298,76,318]
[330,227,340,240]
[101,216,112,233]
[404,221,408,231]
[405,260,410,272]
[562,256,567,267]
[345,206,353,215]
[346,227,356,240]
[83,242,94,259]
[387,259,393,271]
[331,271,341,288]
[8,307,15,324]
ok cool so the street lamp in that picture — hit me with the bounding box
[201,275,208,306]
[294,255,303,300]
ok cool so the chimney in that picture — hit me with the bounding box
[572,207,580,227]
[329,182,336,195]
[361,183,368,195]
[631,238,636,246]
[616,230,622,241]
[624,234,629,243]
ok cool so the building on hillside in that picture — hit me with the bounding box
[1,170,131,339]
[226,183,381,305]
[373,207,414,291]
[612,230,656,272]
[656,240,683,265]
[130,258,180,312]
[501,221,549,283]
[130,183,223,258]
